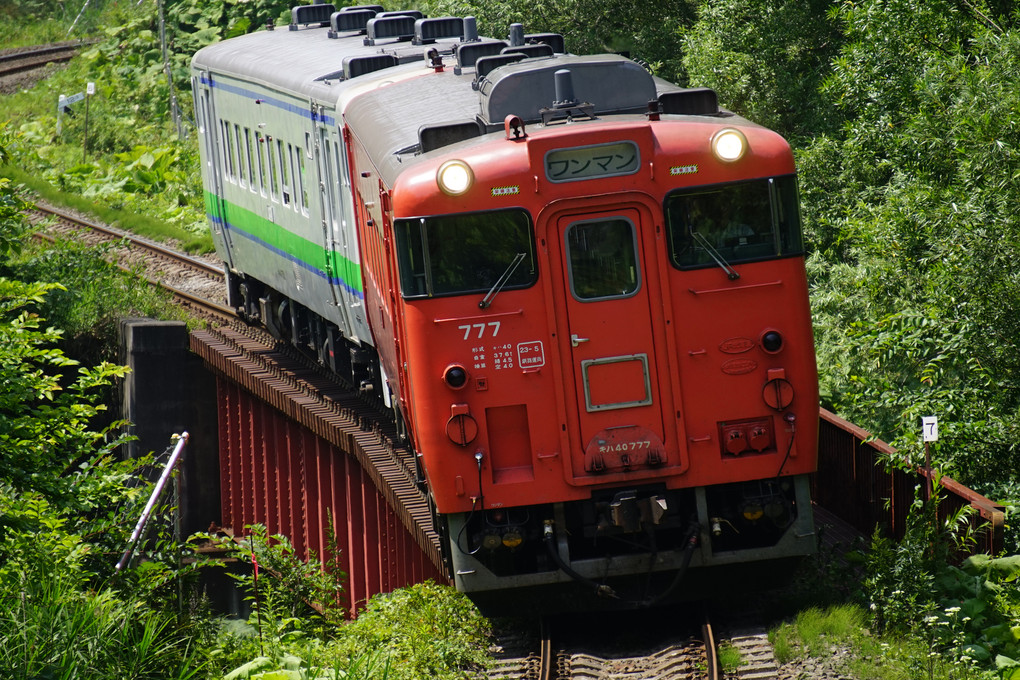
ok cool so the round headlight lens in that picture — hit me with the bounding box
[711,128,748,162]
[437,160,474,196]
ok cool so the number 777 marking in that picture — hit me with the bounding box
[458,322,501,340]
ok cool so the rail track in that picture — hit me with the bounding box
[27,202,235,323]
[0,41,91,83]
[482,607,782,680]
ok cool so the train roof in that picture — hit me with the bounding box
[192,6,737,184]
[190,12,436,103]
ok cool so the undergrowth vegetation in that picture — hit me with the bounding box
[1,0,213,252]
[761,487,1020,679]
[195,526,490,679]
[1,115,491,678]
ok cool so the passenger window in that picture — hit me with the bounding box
[297,152,308,214]
[266,138,279,202]
[278,140,290,206]
[566,218,640,300]
[665,176,803,270]
[221,120,235,181]
[234,124,246,187]
[244,128,256,192]
[256,134,268,196]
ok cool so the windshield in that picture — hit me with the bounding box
[394,208,538,298]
[664,176,803,270]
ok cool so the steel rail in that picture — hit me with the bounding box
[0,42,87,78]
[538,617,554,680]
[30,230,234,324]
[703,616,720,680]
[30,202,224,277]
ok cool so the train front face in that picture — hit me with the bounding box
[391,110,819,610]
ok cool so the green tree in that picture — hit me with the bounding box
[417,0,697,79]
[679,0,844,138]
[796,2,1020,505]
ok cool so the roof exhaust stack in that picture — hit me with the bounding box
[509,23,524,47]
[553,69,578,109]
[538,67,597,125]
[463,16,479,42]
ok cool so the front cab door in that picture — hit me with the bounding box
[548,201,678,481]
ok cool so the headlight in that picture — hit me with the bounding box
[437,159,474,196]
[711,128,748,162]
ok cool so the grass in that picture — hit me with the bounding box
[768,604,973,680]
[2,18,80,48]
[1,10,213,256]
[0,569,200,680]
[0,0,117,48]
[717,641,744,674]
[2,164,214,253]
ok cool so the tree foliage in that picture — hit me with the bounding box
[684,0,1020,509]
[416,0,697,79]
[680,0,844,137]
[801,2,1020,501]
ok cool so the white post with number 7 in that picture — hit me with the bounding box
[922,415,938,501]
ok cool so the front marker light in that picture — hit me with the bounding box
[711,128,748,162]
[437,159,474,196]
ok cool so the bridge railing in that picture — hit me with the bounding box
[814,408,1005,557]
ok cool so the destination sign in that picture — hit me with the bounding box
[544,141,640,183]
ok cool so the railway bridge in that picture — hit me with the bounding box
[121,318,1005,617]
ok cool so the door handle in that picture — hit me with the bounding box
[571,334,589,347]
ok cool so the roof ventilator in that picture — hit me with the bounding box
[473,53,524,89]
[418,120,486,153]
[414,17,464,45]
[339,3,383,11]
[377,9,423,20]
[290,3,335,30]
[658,88,722,116]
[524,32,565,53]
[540,69,595,125]
[343,54,399,79]
[328,7,377,38]
[364,15,416,45]
[502,43,553,59]
[455,40,507,74]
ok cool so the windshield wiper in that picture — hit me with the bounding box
[691,231,740,280]
[479,252,527,309]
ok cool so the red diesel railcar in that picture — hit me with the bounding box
[193,6,818,610]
